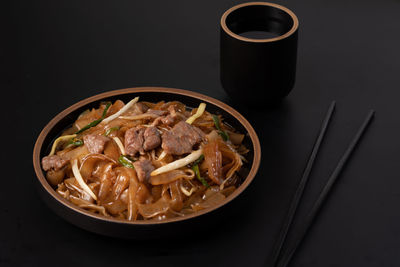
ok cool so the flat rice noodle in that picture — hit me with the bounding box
[140,101,158,109]
[138,197,170,219]
[58,145,89,162]
[228,131,245,145]
[103,198,127,216]
[120,113,159,120]
[203,139,223,185]
[96,162,116,202]
[183,186,207,208]
[149,169,195,185]
[56,183,70,199]
[151,185,163,202]
[98,177,112,202]
[192,111,214,128]
[178,208,196,215]
[160,101,186,112]
[203,185,220,199]
[120,188,129,204]
[103,139,121,161]
[64,177,94,202]
[74,108,101,130]
[69,195,108,216]
[218,140,243,180]
[107,100,125,116]
[107,118,143,131]
[169,180,183,212]
[152,153,174,169]
[192,192,226,211]
[136,183,153,204]
[127,177,139,220]
[219,185,236,197]
[112,167,135,200]
[79,154,117,181]
[151,101,166,110]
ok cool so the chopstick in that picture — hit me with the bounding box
[275,109,375,267]
[267,101,336,267]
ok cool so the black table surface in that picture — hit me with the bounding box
[3,0,400,266]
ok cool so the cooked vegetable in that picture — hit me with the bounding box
[104,126,120,136]
[112,137,126,155]
[75,102,111,134]
[118,155,134,169]
[68,138,84,147]
[192,154,204,166]
[212,115,229,141]
[48,134,77,156]
[180,183,195,196]
[71,159,97,200]
[102,97,139,124]
[193,164,209,188]
[150,149,203,176]
[186,103,206,124]
[42,99,246,222]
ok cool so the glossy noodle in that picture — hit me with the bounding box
[41,98,248,221]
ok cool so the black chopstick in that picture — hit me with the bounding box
[276,109,375,267]
[267,101,336,267]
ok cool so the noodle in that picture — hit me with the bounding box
[41,99,247,221]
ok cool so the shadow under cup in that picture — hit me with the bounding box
[220,2,299,106]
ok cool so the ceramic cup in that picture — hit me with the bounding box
[220,2,299,106]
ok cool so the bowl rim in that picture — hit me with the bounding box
[33,87,261,225]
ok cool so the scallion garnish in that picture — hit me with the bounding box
[212,115,229,141]
[70,138,84,147]
[192,164,209,188]
[191,154,209,188]
[104,126,120,136]
[75,102,112,134]
[118,155,135,169]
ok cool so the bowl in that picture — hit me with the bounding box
[33,87,261,239]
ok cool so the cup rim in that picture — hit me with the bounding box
[220,1,299,43]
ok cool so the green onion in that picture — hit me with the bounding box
[67,138,84,147]
[118,155,135,169]
[71,139,84,146]
[212,115,229,141]
[104,126,120,136]
[192,154,204,166]
[191,155,209,188]
[192,164,209,188]
[75,102,112,135]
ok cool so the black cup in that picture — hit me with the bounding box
[220,2,299,106]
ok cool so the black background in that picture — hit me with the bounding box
[3,0,400,266]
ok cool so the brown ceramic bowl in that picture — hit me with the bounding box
[33,87,261,239]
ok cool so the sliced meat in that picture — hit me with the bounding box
[132,102,149,115]
[125,126,162,156]
[133,159,155,183]
[161,121,205,155]
[151,106,178,127]
[125,127,145,156]
[83,134,110,154]
[42,155,68,171]
[143,126,161,151]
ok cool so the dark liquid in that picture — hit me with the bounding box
[239,30,280,39]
